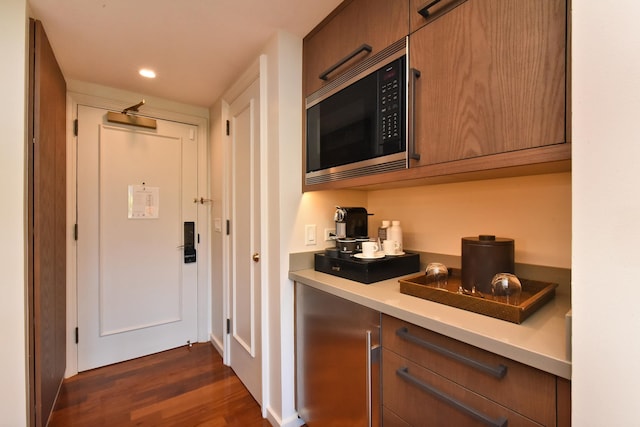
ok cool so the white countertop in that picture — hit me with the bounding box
[289,269,572,380]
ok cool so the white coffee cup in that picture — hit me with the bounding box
[361,241,379,258]
[383,239,400,255]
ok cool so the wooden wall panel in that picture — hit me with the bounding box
[29,19,67,427]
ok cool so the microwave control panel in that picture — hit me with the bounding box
[378,59,404,149]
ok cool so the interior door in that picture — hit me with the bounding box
[228,77,262,404]
[76,105,198,371]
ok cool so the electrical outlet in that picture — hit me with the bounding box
[305,224,317,246]
[324,228,335,241]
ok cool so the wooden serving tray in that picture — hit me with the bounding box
[399,269,557,324]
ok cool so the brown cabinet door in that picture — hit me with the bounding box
[409,0,468,33]
[303,0,409,96]
[409,0,567,167]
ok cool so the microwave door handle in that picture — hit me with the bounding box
[319,44,373,81]
[409,68,422,161]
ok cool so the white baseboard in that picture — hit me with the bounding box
[266,406,305,427]
[209,333,224,356]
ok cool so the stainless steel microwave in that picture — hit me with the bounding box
[305,39,409,185]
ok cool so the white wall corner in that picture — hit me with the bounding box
[260,28,304,426]
[0,1,29,425]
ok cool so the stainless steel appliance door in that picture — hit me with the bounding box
[296,283,381,427]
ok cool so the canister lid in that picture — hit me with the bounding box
[462,235,514,245]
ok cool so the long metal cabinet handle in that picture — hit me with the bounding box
[397,367,508,427]
[408,68,422,161]
[396,327,507,379]
[418,0,442,18]
[366,330,372,427]
[319,44,373,81]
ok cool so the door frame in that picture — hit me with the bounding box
[220,55,269,416]
[65,88,211,377]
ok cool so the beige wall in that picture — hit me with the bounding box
[293,173,571,269]
[0,0,28,425]
[289,190,368,253]
[368,173,571,268]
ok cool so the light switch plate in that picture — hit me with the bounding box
[305,224,317,246]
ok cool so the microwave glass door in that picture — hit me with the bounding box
[306,57,405,173]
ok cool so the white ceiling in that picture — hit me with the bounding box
[28,0,342,107]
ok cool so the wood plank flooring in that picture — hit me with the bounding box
[49,343,272,427]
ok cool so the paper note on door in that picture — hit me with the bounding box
[128,185,159,219]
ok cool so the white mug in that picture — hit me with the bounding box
[383,239,400,255]
[361,241,379,257]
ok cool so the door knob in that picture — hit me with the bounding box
[252,253,260,263]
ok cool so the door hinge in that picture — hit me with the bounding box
[73,119,78,136]
[75,327,79,344]
[74,224,78,241]
[197,233,200,244]
[226,219,230,235]
[226,120,230,136]
[226,318,231,334]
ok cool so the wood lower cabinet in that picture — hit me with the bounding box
[557,377,572,427]
[383,350,542,426]
[303,0,409,97]
[383,408,412,427]
[409,0,568,167]
[382,315,569,426]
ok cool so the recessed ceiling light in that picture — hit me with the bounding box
[139,69,156,79]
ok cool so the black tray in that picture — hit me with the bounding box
[314,252,420,284]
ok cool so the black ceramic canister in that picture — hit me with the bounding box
[461,235,514,294]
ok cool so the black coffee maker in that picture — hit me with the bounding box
[334,207,369,238]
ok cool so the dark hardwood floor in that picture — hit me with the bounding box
[49,343,272,427]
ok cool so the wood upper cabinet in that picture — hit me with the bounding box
[303,0,409,97]
[301,0,570,191]
[409,0,568,167]
[409,0,468,33]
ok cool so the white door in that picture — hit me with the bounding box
[227,78,262,404]
[76,105,198,371]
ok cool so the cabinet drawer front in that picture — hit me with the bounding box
[382,315,555,425]
[303,0,409,96]
[383,350,541,427]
